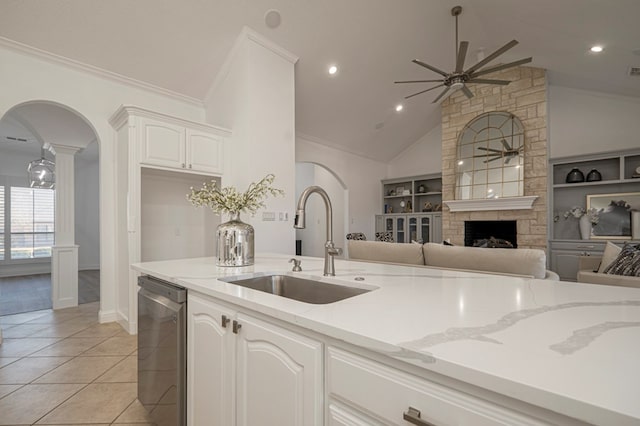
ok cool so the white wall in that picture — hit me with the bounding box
[75,143,100,270]
[295,163,346,258]
[205,29,297,255]
[0,43,205,321]
[549,86,640,159]
[296,136,387,240]
[387,125,442,178]
[140,169,219,262]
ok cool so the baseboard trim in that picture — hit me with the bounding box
[116,311,137,335]
[98,309,118,323]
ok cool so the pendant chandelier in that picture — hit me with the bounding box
[28,147,55,189]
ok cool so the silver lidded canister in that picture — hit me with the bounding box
[216,213,254,266]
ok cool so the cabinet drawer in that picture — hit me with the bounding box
[549,241,606,252]
[327,347,546,426]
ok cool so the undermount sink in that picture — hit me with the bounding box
[221,274,372,304]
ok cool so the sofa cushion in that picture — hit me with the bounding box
[348,240,425,266]
[603,243,640,276]
[597,241,622,273]
[422,243,547,279]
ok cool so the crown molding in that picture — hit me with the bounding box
[109,105,231,135]
[0,36,204,108]
[204,26,298,104]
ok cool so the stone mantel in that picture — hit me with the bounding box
[443,196,538,212]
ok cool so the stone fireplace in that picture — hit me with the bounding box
[440,66,548,251]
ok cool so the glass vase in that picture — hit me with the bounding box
[216,212,254,266]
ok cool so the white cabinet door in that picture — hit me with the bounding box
[187,294,235,426]
[328,400,386,426]
[140,118,186,169]
[235,314,323,426]
[186,129,224,175]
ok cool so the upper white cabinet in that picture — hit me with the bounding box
[138,115,226,175]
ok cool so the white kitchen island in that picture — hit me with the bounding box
[132,254,640,426]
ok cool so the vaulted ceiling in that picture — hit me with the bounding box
[1,0,639,162]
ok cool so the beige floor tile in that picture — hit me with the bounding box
[1,323,51,338]
[35,356,124,384]
[0,384,21,399]
[0,310,51,325]
[36,382,136,424]
[0,383,83,425]
[0,338,60,357]
[25,310,85,324]
[29,337,106,357]
[0,357,20,368]
[95,355,137,383]
[0,356,71,384]
[113,398,154,423]
[82,335,137,356]
[72,321,124,338]
[29,319,97,338]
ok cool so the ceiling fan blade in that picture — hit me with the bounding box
[461,85,473,99]
[465,40,519,74]
[432,86,451,103]
[412,59,449,77]
[405,84,445,99]
[470,57,533,78]
[505,156,513,164]
[477,147,504,153]
[484,156,503,163]
[455,41,469,73]
[467,78,511,85]
[394,79,445,84]
[501,139,511,150]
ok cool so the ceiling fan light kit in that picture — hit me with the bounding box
[395,5,532,103]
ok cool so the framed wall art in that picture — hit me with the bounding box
[587,192,640,239]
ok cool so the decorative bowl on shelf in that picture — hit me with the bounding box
[586,169,602,182]
[565,167,585,183]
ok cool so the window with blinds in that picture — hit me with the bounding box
[10,187,55,259]
[0,187,4,260]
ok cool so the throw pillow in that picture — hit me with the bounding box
[603,243,640,276]
[442,239,454,246]
[597,241,622,273]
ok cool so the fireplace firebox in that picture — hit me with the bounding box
[464,220,517,248]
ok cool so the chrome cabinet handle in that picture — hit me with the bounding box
[232,320,242,334]
[403,407,435,426]
[221,315,230,328]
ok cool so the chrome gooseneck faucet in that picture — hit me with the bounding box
[294,186,342,276]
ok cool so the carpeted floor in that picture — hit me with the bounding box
[0,270,100,316]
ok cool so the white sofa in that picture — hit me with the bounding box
[348,240,559,280]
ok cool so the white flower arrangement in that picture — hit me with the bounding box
[563,206,599,225]
[187,174,284,216]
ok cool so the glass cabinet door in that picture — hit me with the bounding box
[419,216,431,243]
[408,217,418,243]
[395,216,406,243]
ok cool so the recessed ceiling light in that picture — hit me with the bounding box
[328,65,338,75]
[590,45,603,53]
[395,104,403,112]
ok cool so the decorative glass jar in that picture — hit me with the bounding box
[216,213,254,266]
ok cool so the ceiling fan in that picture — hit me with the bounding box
[473,139,523,164]
[395,5,532,103]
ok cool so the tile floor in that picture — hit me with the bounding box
[0,302,155,425]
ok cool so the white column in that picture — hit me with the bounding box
[49,144,81,309]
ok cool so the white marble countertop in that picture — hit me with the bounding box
[132,254,640,425]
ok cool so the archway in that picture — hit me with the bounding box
[0,100,100,314]
[295,162,349,258]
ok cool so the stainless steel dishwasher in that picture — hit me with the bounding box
[138,275,186,426]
